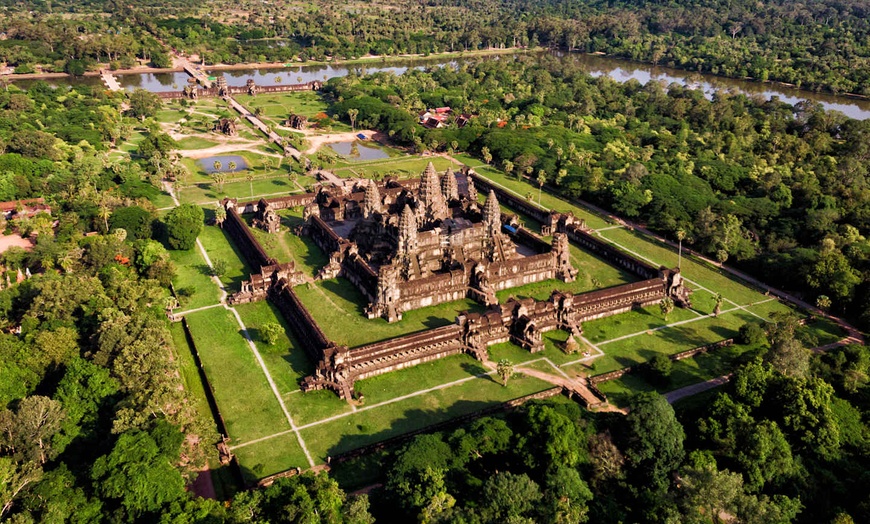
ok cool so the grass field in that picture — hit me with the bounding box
[184,309,289,445]
[328,155,455,179]
[236,92,351,134]
[293,277,483,347]
[169,150,849,482]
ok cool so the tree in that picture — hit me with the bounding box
[502,159,514,177]
[227,160,237,172]
[110,206,154,241]
[738,323,766,346]
[816,294,832,312]
[0,396,67,465]
[211,172,226,193]
[481,146,492,164]
[677,462,746,522]
[164,204,204,250]
[128,89,161,122]
[659,296,674,320]
[214,204,227,228]
[91,425,185,516]
[497,359,513,386]
[676,228,686,269]
[624,392,685,491]
[246,174,254,199]
[210,258,228,277]
[647,354,672,384]
[536,169,547,203]
[480,472,542,522]
[713,293,724,317]
[260,322,283,345]
[212,160,222,173]
[347,108,359,131]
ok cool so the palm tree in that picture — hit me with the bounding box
[214,204,227,228]
[536,169,547,203]
[246,174,254,199]
[213,160,222,172]
[676,228,686,269]
[98,205,111,233]
[347,108,359,131]
[228,161,237,172]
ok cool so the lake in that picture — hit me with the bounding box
[196,155,249,174]
[328,140,391,161]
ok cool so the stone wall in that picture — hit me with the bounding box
[270,281,332,361]
[572,278,667,322]
[563,223,658,279]
[223,204,277,269]
[346,325,465,382]
[156,81,321,99]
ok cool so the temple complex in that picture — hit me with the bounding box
[301,162,577,322]
[220,163,692,401]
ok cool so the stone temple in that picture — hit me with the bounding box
[301,162,577,322]
[221,163,692,400]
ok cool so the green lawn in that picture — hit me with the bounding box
[299,371,552,462]
[197,222,252,290]
[232,435,310,483]
[168,322,218,438]
[168,246,222,310]
[328,156,455,180]
[244,210,329,277]
[582,303,702,345]
[292,277,483,347]
[236,91,351,133]
[176,136,219,150]
[234,300,314,394]
[184,309,289,445]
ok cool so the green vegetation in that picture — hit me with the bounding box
[293,277,483,347]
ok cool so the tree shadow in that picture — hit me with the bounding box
[321,278,366,315]
[271,179,288,187]
[461,360,496,383]
[325,401,499,462]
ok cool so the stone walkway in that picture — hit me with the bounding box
[100,70,122,92]
[225,97,302,160]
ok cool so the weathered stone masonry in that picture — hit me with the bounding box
[218,166,691,400]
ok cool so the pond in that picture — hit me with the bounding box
[328,141,391,161]
[196,155,249,173]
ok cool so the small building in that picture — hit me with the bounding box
[0,198,51,220]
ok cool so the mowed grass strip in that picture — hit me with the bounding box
[197,222,251,290]
[232,434,310,483]
[168,322,218,437]
[184,308,289,444]
[234,300,314,395]
[168,246,222,310]
[293,277,483,347]
[573,308,759,375]
[299,372,552,462]
[596,227,767,306]
[583,303,702,345]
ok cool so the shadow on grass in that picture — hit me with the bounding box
[324,400,495,459]
[321,278,367,315]
[461,361,496,383]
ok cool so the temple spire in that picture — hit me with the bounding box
[441,167,459,201]
[397,204,418,256]
[363,181,381,219]
[466,173,478,203]
[483,190,501,236]
[419,162,449,224]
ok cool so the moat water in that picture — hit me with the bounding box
[11,52,870,119]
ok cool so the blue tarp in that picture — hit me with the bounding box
[356,133,367,140]
[503,224,517,234]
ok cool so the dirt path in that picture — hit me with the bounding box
[665,374,733,404]
[180,142,283,159]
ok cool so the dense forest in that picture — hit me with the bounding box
[359,337,870,523]
[2,0,870,94]
[326,55,870,329]
[0,83,375,522]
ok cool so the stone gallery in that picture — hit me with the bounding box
[221,163,692,400]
